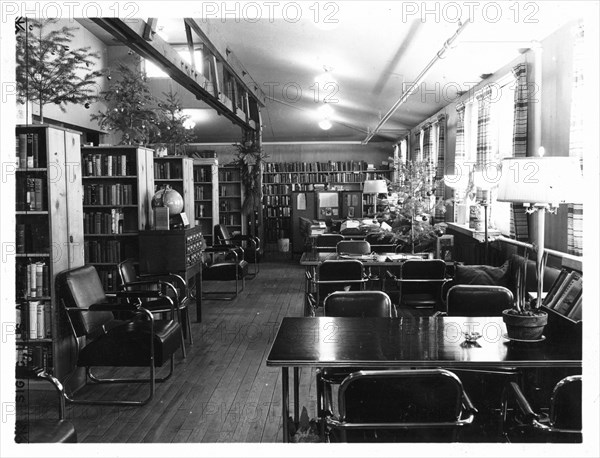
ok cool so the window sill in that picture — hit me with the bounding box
[446,222,502,243]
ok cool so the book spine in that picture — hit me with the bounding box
[44,303,52,338]
[19,134,27,168]
[28,301,39,339]
[36,302,44,339]
[35,262,43,297]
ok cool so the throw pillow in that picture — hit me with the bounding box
[454,261,510,287]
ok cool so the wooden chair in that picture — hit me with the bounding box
[56,265,182,406]
[326,369,477,442]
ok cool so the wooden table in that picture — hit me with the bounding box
[299,251,427,267]
[266,316,582,442]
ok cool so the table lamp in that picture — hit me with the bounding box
[497,154,583,305]
[444,172,470,224]
[362,179,388,195]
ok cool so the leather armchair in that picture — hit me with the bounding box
[214,224,261,277]
[56,265,182,406]
[202,244,249,300]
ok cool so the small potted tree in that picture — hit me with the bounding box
[502,253,548,341]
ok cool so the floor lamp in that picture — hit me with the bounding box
[473,171,498,265]
[497,155,583,304]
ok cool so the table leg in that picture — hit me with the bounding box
[281,367,289,443]
[294,367,300,426]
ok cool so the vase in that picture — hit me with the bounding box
[502,309,548,340]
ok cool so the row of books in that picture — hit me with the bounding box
[194,185,209,200]
[263,184,293,195]
[220,214,240,226]
[194,202,210,218]
[16,301,52,339]
[193,167,212,182]
[16,262,50,298]
[16,224,50,254]
[264,206,291,218]
[83,183,135,205]
[155,162,184,179]
[84,209,125,235]
[83,153,131,176]
[97,268,120,291]
[218,169,240,182]
[16,345,52,370]
[219,200,239,212]
[263,161,389,173]
[16,133,45,168]
[263,172,378,184]
[543,269,583,321]
[16,177,46,211]
[84,240,123,263]
[264,195,291,207]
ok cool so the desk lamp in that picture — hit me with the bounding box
[497,153,583,305]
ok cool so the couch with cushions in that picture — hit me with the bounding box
[442,254,562,308]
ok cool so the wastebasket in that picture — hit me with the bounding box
[277,238,290,253]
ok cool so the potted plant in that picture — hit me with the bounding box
[502,253,548,341]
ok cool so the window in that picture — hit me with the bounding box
[144,49,204,78]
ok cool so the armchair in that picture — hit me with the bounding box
[14,367,77,443]
[396,259,448,310]
[314,234,344,252]
[56,265,182,406]
[326,369,477,442]
[214,224,261,277]
[202,244,249,300]
[501,375,582,443]
[118,259,192,356]
[336,240,371,255]
[442,284,514,316]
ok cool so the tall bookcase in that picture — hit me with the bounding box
[218,165,245,235]
[262,160,391,251]
[193,158,219,245]
[81,146,154,290]
[153,156,195,227]
[15,124,84,381]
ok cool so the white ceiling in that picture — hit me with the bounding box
[85,1,590,143]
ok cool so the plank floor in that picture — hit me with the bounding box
[63,260,310,443]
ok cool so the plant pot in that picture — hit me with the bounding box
[502,309,548,341]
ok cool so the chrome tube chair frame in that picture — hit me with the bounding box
[202,245,248,300]
[118,259,192,357]
[57,266,181,406]
[214,224,261,278]
[501,375,582,443]
[326,369,477,442]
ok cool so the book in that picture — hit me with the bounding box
[28,301,39,339]
[544,270,575,310]
[36,302,44,339]
[44,303,52,338]
[567,295,582,321]
[16,304,22,338]
[35,262,44,297]
[553,273,583,315]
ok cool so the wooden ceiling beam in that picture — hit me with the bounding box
[90,17,259,132]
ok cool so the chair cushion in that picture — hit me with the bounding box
[203,261,248,280]
[15,419,77,443]
[454,261,510,287]
[78,319,181,367]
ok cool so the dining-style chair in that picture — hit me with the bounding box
[56,265,182,406]
[317,291,394,435]
[305,259,368,316]
[336,240,371,255]
[118,259,191,356]
[443,284,514,316]
[397,259,448,309]
[202,244,249,300]
[325,369,477,442]
[14,367,77,443]
[214,224,261,277]
[364,232,396,253]
[501,375,582,443]
[315,234,344,252]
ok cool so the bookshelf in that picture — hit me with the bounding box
[193,158,219,245]
[81,145,154,290]
[218,165,245,235]
[153,156,195,228]
[15,124,84,381]
[262,160,391,251]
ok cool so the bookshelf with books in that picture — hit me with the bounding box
[193,158,219,245]
[15,125,84,380]
[153,156,195,228]
[218,165,245,235]
[81,145,154,291]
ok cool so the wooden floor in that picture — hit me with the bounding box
[59,260,310,443]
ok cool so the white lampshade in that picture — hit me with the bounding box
[496,157,583,205]
[472,170,500,190]
[363,179,388,194]
[443,173,470,190]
